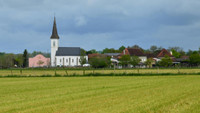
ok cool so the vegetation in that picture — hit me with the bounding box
[0,75,200,113]
[23,49,28,68]
[1,68,200,77]
[159,55,173,67]
[119,55,131,67]
[130,56,141,67]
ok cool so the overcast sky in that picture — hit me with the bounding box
[0,0,200,53]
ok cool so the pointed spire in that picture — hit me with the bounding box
[50,16,59,39]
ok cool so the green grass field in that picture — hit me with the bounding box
[0,75,200,113]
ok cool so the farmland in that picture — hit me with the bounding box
[0,75,200,113]
[0,68,200,76]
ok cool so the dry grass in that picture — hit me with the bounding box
[0,68,200,76]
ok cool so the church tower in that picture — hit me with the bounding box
[50,17,59,67]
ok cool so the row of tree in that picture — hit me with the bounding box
[0,49,48,68]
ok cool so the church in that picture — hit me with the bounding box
[50,17,88,67]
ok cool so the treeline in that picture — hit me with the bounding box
[0,50,50,69]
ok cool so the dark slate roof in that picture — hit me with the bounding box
[127,48,145,56]
[104,53,120,56]
[50,17,59,39]
[56,47,81,56]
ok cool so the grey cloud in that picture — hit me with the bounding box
[0,0,200,53]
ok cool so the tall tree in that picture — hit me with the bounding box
[150,45,158,53]
[189,51,200,66]
[130,56,141,67]
[119,46,126,52]
[119,55,131,68]
[171,49,181,58]
[23,49,28,68]
[159,55,173,67]
[145,58,154,68]
[80,49,87,66]
[131,45,142,49]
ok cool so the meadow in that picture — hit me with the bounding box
[1,68,200,76]
[0,75,200,113]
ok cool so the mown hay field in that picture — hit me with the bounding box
[0,68,200,76]
[0,75,200,113]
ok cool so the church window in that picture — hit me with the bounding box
[60,59,62,63]
[66,59,68,63]
[53,41,55,47]
[72,59,74,63]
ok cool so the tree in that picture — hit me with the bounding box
[102,48,120,53]
[159,55,173,67]
[145,58,154,68]
[119,55,131,68]
[14,54,23,67]
[89,57,110,68]
[23,49,28,68]
[86,49,97,54]
[171,49,181,58]
[130,45,142,49]
[130,56,141,67]
[150,45,158,53]
[119,46,126,52]
[80,49,87,66]
[189,52,200,66]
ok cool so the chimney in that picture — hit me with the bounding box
[123,50,126,55]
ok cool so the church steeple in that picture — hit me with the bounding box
[50,17,59,39]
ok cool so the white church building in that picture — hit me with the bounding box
[50,17,88,67]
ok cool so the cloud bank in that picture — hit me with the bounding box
[0,0,200,53]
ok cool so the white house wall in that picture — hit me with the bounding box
[139,56,147,63]
[55,56,88,67]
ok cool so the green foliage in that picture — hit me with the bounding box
[14,54,23,67]
[102,48,121,53]
[89,57,111,68]
[29,51,50,57]
[80,49,87,66]
[171,49,181,58]
[159,55,173,67]
[150,45,158,53]
[145,58,154,68]
[119,55,131,67]
[189,52,200,66]
[130,56,141,67]
[0,54,15,68]
[86,49,97,54]
[23,49,28,68]
[119,46,126,52]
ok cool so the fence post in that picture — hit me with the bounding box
[83,69,85,75]
[20,70,22,75]
[11,69,13,75]
[65,70,68,76]
[178,66,180,74]
[54,69,57,76]
[157,67,159,74]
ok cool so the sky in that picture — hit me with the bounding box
[0,0,200,53]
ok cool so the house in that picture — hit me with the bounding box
[121,48,147,63]
[29,54,50,67]
[50,17,88,67]
[153,49,174,62]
